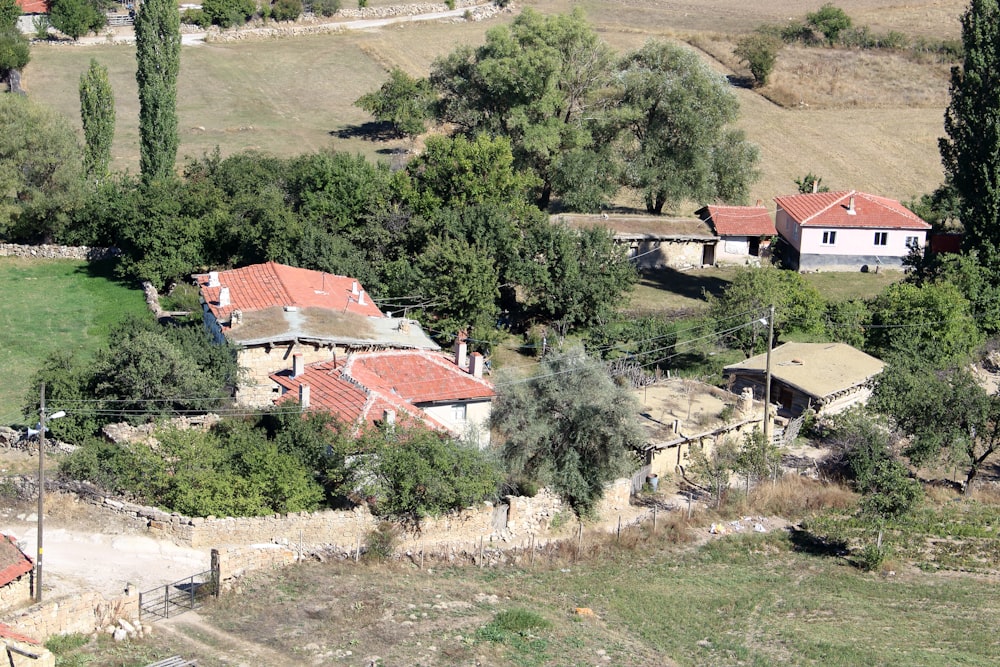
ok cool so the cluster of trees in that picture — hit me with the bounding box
[180,0,346,29]
[357,9,760,214]
[0,0,29,92]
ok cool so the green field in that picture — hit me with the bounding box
[0,258,147,424]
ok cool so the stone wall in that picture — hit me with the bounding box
[2,591,139,643]
[212,545,297,591]
[0,244,120,261]
[0,577,32,613]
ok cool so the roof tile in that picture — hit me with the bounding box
[774,191,931,230]
[702,205,776,236]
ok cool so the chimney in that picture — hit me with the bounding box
[208,271,220,287]
[383,409,396,426]
[292,353,304,378]
[454,332,468,368]
[399,319,411,334]
[218,286,230,308]
[358,290,366,306]
[230,309,243,328]
[351,281,359,296]
[755,199,762,207]
[812,180,818,194]
[469,352,484,378]
[847,195,857,215]
[299,384,311,410]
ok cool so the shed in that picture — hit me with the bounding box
[723,342,884,417]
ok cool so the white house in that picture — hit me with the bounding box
[697,204,776,264]
[774,190,931,271]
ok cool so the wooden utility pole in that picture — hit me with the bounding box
[36,383,45,603]
[762,305,775,444]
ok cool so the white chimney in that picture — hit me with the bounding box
[218,286,230,307]
[292,353,304,378]
[358,290,366,306]
[230,309,243,327]
[847,195,857,215]
[383,409,396,425]
[351,281,359,296]
[454,334,468,368]
[299,384,311,410]
[812,180,818,194]
[469,352,484,378]
[208,271,220,287]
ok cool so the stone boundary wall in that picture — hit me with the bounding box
[0,244,120,261]
[1,591,139,643]
[212,545,297,591]
[206,1,507,43]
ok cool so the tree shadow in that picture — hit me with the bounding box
[73,258,134,289]
[331,121,401,142]
[639,267,732,302]
[786,525,849,559]
[726,74,756,89]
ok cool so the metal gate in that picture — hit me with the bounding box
[139,569,218,620]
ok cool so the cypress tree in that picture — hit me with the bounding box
[79,58,115,179]
[940,0,1000,257]
[134,0,180,181]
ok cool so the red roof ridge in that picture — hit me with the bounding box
[800,190,855,225]
[0,623,42,647]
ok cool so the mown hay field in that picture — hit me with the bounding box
[21,0,966,206]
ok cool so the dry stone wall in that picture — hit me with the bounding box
[0,244,119,261]
[2,591,139,644]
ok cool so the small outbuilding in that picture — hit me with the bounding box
[0,535,33,612]
[723,342,885,417]
[697,204,776,264]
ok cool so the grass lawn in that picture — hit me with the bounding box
[0,258,147,424]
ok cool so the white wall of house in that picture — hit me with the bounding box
[422,400,492,446]
[798,226,924,259]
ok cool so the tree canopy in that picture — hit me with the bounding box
[135,0,181,182]
[940,0,1000,258]
[491,348,642,515]
[48,0,105,40]
[79,58,116,179]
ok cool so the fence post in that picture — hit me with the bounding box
[617,515,621,541]
[189,575,195,609]
[576,522,583,561]
[529,535,535,566]
[163,585,169,618]
[652,507,657,534]
[479,536,484,569]
[210,549,220,598]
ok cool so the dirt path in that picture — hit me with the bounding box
[157,611,298,667]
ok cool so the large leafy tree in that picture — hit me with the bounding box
[940,0,1000,258]
[79,58,115,179]
[873,363,1000,493]
[491,348,642,515]
[430,8,614,207]
[354,67,435,138]
[0,0,28,93]
[135,0,180,182]
[615,40,759,213]
[0,95,86,241]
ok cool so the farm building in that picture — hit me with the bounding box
[774,190,931,271]
[723,342,884,417]
[697,204,776,264]
[194,262,438,406]
[553,213,718,269]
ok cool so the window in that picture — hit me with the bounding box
[452,403,467,422]
[906,236,920,249]
[822,231,837,245]
[874,232,888,246]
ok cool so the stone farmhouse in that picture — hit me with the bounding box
[194,262,439,406]
[774,190,932,271]
[271,341,495,445]
[0,535,33,612]
[724,342,885,417]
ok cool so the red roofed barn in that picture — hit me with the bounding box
[697,204,776,264]
[195,262,439,406]
[14,0,49,33]
[272,340,495,445]
[774,190,931,271]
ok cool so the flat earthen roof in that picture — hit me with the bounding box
[553,214,716,240]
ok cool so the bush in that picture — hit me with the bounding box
[202,0,255,27]
[310,0,339,16]
[180,7,211,27]
[270,0,301,21]
[734,33,781,86]
[363,521,400,561]
[855,542,889,571]
[806,3,852,45]
[778,20,815,44]
[478,608,551,643]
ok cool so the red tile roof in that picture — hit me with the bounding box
[272,350,494,435]
[0,535,33,588]
[0,623,42,646]
[701,205,776,236]
[774,191,931,230]
[15,0,48,13]
[195,262,384,324]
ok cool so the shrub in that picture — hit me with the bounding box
[734,33,781,86]
[363,521,400,561]
[357,0,366,7]
[445,0,455,9]
[806,3,852,45]
[310,0,339,16]
[270,0,301,21]
[478,608,551,643]
[778,20,814,44]
[202,0,255,27]
[180,7,211,27]
[855,542,889,571]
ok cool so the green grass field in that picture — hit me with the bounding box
[0,258,147,424]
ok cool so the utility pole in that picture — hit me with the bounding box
[762,305,775,444]
[36,383,45,603]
